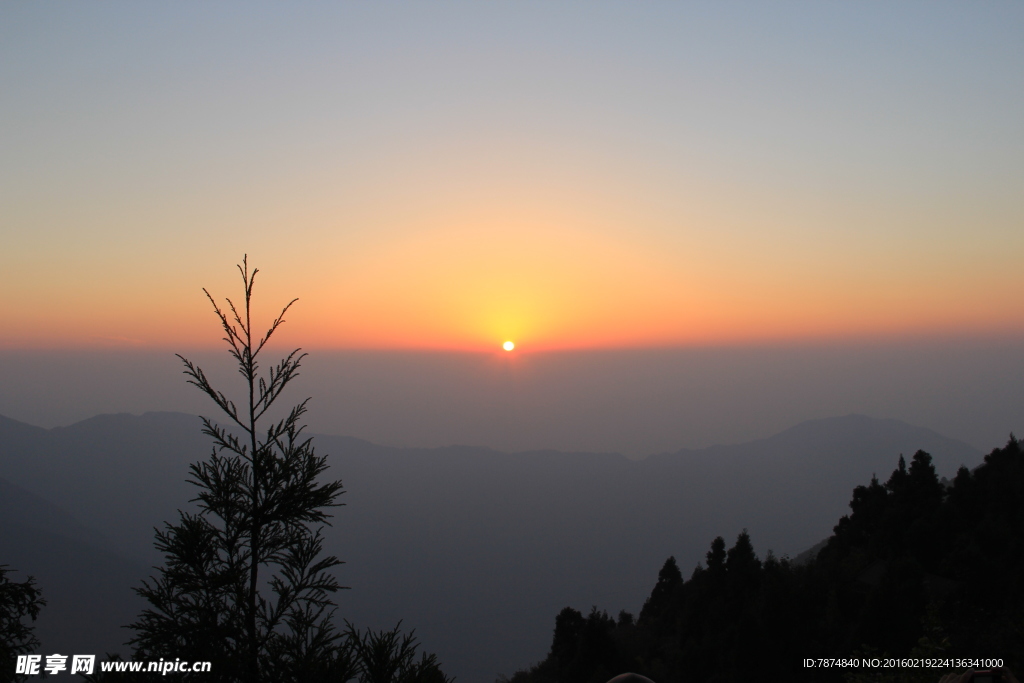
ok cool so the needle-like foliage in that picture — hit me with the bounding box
[0,565,45,683]
[345,622,455,683]
[129,257,345,683]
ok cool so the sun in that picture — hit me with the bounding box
[503,341,515,351]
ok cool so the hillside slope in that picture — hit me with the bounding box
[0,412,982,681]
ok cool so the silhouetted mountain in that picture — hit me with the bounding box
[1,412,209,563]
[0,412,982,681]
[0,475,146,659]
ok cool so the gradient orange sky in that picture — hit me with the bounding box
[3,3,1023,352]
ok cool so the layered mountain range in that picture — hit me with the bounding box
[0,412,982,681]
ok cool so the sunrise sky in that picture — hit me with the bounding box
[7,11,1024,680]
[3,2,1024,352]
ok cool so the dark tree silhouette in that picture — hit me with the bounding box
[344,622,454,683]
[129,257,345,683]
[0,565,45,683]
[507,438,1024,683]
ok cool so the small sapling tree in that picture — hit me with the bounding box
[130,257,344,683]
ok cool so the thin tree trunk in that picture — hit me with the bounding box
[246,296,260,683]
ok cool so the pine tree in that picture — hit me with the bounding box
[129,257,345,683]
[0,565,45,683]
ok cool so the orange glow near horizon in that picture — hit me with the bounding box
[4,223,1024,353]
[4,206,1024,352]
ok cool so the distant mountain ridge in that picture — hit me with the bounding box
[0,411,983,681]
[0,475,147,659]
